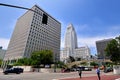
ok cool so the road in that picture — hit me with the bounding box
[0,69,119,80]
[0,71,79,80]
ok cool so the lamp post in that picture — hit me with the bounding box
[0,3,48,24]
[54,54,57,72]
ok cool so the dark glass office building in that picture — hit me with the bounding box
[96,38,112,59]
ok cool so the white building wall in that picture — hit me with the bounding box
[60,48,70,62]
[4,7,34,60]
[74,46,90,59]
[64,24,77,57]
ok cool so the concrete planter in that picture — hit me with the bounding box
[13,66,61,73]
[40,68,61,73]
[40,68,53,73]
[113,65,120,75]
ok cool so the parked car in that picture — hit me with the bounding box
[61,68,71,72]
[104,67,113,73]
[70,68,76,71]
[84,67,92,71]
[3,68,24,75]
[77,66,92,71]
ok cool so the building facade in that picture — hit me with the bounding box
[0,47,6,60]
[60,24,90,62]
[74,46,90,60]
[4,5,61,62]
[64,24,78,57]
[96,38,112,59]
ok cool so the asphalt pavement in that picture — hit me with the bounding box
[0,68,120,80]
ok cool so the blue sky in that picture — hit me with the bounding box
[0,0,120,55]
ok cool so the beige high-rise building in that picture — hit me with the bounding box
[4,5,61,61]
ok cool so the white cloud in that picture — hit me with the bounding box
[60,20,68,36]
[77,35,118,55]
[75,24,89,31]
[61,35,116,55]
[61,35,115,48]
[77,36,116,48]
[107,25,120,34]
[59,20,120,55]
[0,38,10,49]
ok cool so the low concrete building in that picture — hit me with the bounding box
[74,46,90,60]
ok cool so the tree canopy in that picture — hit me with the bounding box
[69,56,75,62]
[31,50,53,66]
[90,61,98,66]
[13,50,54,67]
[0,59,2,66]
[13,58,33,66]
[105,36,120,64]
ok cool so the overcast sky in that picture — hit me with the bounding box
[0,0,120,55]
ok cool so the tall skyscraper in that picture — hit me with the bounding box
[60,24,90,62]
[64,24,78,57]
[96,38,112,59]
[4,5,61,62]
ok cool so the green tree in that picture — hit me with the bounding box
[76,57,81,61]
[90,61,98,66]
[80,61,87,66]
[31,50,53,67]
[0,59,2,66]
[105,61,113,67]
[71,64,77,68]
[41,50,53,65]
[69,56,75,62]
[56,61,66,68]
[105,36,120,64]
[13,58,32,66]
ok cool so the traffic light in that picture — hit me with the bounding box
[42,13,48,24]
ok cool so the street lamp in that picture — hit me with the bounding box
[0,3,48,24]
[54,54,57,72]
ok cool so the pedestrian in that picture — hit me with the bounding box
[78,68,82,78]
[96,67,101,80]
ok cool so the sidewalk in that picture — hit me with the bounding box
[59,70,120,80]
[0,68,3,72]
[60,75,120,80]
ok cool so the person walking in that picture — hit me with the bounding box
[78,68,82,78]
[96,67,101,80]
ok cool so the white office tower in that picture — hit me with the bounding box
[64,24,78,57]
[4,5,61,62]
[60,24,78,62]
[60,24,90,63]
